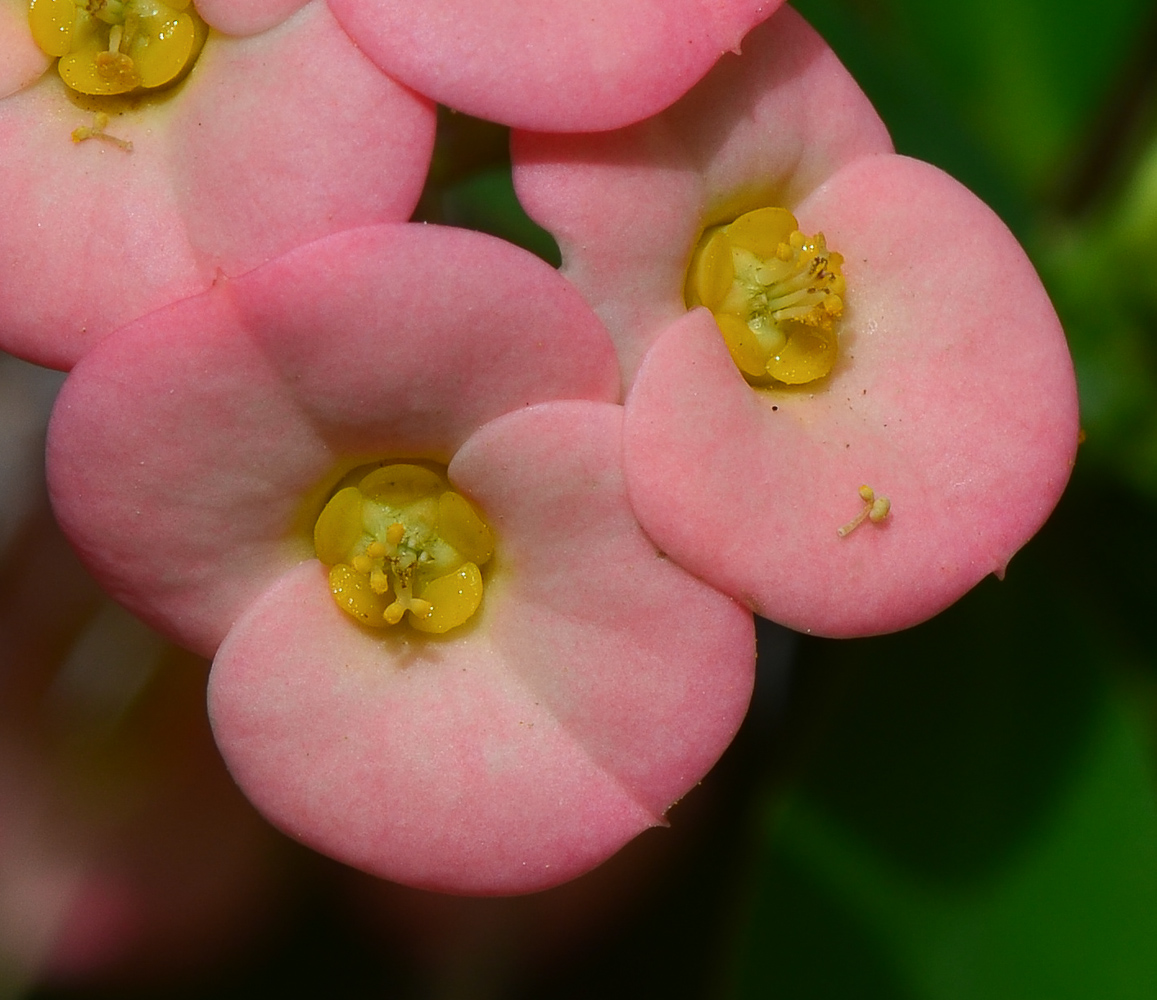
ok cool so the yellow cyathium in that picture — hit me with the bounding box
[29,0,207,97]
[685,206,846,386]
[314,463,494,635]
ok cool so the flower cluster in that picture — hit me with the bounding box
[512,8,1079,637]
[3,1,1078,895]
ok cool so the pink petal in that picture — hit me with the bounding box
[0,2,50,99]
[623,156,1079,637]
[328,0,781,131]
[209,401,755,894]
[512,5,892,385]
[194,0,311,36]
[0,1,434,370]
[47,291,326,659]
[230,225,623,456]
[47,224,621,657]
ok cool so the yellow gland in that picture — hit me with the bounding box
[314,463,495,635]
[29,0,206,97]
[685,206,846,386]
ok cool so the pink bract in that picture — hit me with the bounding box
[512,6,1079,637]
[46,224,621,657]
[0,0,434,371]
[327,0,781,131]
[194,0,310,35]
[513,5,892,388]
[211,401,755,894]
[46,223,755,894]
[0,0,49,99]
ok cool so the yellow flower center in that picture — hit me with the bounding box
[29,0,207,97]
[313,463,495,635]
[685,206,846,386]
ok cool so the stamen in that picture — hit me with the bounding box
[71,112,133,151]
[837,485,891,537]
[383,577,433,625]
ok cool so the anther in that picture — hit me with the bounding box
[70,112,133,151]
[837,484,891,537]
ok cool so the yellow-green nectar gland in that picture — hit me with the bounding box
[837,484,891,537]
[685,206,846,385]
[28,0,207,97]
[313,464,495,635]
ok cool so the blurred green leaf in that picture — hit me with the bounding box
[1040,117,1157,495]
[794,0,1157,208]
[727,510,1157,997]
[790,574,1101,882]
[731,679,1157,998]
[791,0,1024,227]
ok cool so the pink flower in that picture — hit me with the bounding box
[0,0,435,371]
[327,0,782,131]
[512,6,1079,637]
[46,224,755,894]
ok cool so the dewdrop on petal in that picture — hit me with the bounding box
[314,463,493,634]
[686,207,844,386]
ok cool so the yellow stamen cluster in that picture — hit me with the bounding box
[314,463,494,634]
[685,206,846,386]
[837,484,891,537]
[28,0,207,97]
